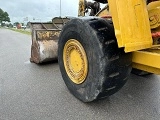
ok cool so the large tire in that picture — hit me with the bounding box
[58,17,132,102]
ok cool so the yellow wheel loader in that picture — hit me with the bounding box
[30,0,160,102]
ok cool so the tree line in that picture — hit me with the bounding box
[0,8,10,24]
[0,8,29,28]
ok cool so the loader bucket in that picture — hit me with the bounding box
[29,17,70,64]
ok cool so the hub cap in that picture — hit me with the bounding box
[63,39,88,84]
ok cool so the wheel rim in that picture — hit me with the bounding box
[63,39,88,84]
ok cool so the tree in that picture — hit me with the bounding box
[0,8,10,23]
[2,12,10,22]
[13,22,21,29]
[26,21,31,28]
[0,8,4,23]
[13,22,19,26]
[7,23,13,28]
[21,23,24,26]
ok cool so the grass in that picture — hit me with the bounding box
[9,28,31,35]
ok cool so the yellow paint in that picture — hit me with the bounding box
[147,1,160,10]
[78,0,85,16]
[148,1,160,29]
[108,0,152,52]
[63,39,88,84]
[70,49,83,73]
[132,63,160,75]
[132,48,160,75]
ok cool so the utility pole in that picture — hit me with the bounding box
[60,0,61,16]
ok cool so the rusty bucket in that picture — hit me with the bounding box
[30,17,70,64]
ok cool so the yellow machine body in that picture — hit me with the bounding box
[93,0,160,74]
[108,0,153,52]
[132,1,160,75]
[132,49,160,75]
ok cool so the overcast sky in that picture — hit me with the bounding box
[0,0,81,24]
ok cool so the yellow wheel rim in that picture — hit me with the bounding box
[63,39,88,84]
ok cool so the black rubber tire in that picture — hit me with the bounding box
[131,68,152,76]
[58,17,132,102]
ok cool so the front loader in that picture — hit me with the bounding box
[30,0,160,102]
[30,17,70,63]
